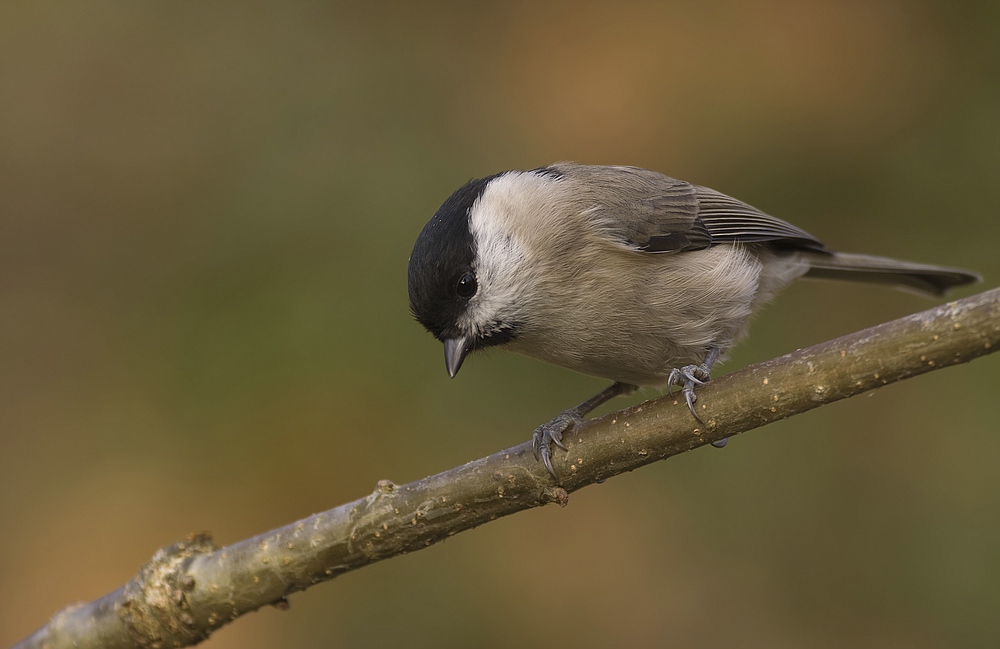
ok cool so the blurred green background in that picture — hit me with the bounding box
[2,2,999,647]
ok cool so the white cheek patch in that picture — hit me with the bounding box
[460,216,528,335]
[459,174,542,336]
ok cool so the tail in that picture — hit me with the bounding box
[803,251,981,297]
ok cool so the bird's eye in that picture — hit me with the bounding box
[456,272,478,299]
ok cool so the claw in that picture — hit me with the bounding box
[544,449,556,478]
[684,385,703,424]
[532,411,581,479]
[669,361,714,423]
[668,359,729,449]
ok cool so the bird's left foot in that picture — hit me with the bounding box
[667,362,728,448]
[667,363,711,420]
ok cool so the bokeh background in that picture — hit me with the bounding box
[2,2,999,647]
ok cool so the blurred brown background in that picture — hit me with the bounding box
[2,2,999,647]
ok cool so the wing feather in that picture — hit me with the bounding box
[546,164,827,253]
[694,186,825,250]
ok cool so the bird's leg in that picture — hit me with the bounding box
[667,347,728,447]
[533,381,637,479]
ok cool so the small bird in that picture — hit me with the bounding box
[407,163,980,477]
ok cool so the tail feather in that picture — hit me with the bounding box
[803,252,981,297]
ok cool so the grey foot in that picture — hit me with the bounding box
[667,363,712,422]
[711,438,728,448]
[532,411,582,479]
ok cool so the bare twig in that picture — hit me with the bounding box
[14,288,1000,649]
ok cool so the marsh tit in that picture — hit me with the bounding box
[407,163,980,477]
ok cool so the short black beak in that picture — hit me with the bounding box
[443,337,471,378]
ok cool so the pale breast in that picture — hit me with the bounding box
[509,243,767,386]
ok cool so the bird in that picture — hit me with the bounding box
[406,163,980,477]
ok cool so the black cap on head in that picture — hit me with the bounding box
[407,174,499,340]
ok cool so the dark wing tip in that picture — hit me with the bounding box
[694,185,826,252]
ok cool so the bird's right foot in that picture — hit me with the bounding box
[532,411,582,479]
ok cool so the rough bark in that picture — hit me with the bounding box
[14,288,1000,649]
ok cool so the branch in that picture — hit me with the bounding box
[15,288,1000,649]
